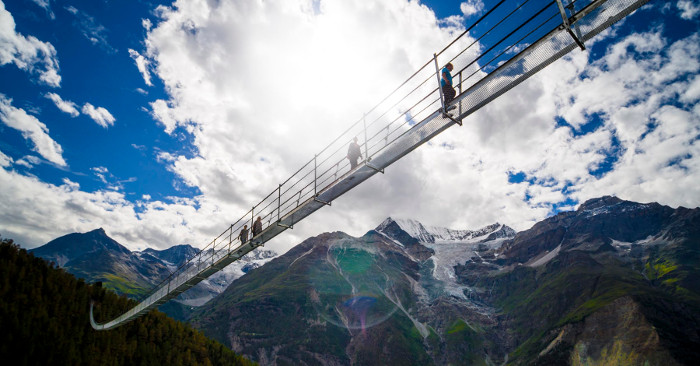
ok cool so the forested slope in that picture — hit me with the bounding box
[0,238,254,366]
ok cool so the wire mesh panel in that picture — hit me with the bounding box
[92,0,649,330]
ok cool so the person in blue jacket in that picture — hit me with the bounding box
[441,62,456,111]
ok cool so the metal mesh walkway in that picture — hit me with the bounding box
[91,0,650,330]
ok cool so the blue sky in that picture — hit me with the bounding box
[1,0,195,200]
[1,0,699,252]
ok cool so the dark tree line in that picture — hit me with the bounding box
[0,238,255,366]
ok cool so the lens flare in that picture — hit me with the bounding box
[308,244,398,331]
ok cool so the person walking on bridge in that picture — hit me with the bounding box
[441,62,456,111]
[239,224,249,244]
[252,216,263,237]
[347,137,362,169]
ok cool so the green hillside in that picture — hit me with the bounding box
[0,238,255,366]
[191,232,436,365]
[478,249,700,365]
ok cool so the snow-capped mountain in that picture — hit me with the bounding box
[376,217,517,300]
[173,248,278,306]
[191,197,700,365]
[137,244,200,271]
[378,217,516,243]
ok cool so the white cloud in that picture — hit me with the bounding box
[0,150,12,168]
[483,29,700,211]
[460,0,484,18]
[15,155,41,168]
[0,1,61,86]
[681,75,700,103]
[0,94,66,166]
[3,1,699,256]
[82,103,115,128]
[45,92,79,117]
[126,0,700,252]
[677,0,700,20]
[0,166,244,250]
[129,49,152,86]
[136,0,476,244]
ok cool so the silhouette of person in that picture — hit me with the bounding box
[252,216,263,237]
[239,224,249,244]
[441,62,456,111]
[347,137,362,169]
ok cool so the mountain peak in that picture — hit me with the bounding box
[377,217,515,244]
[577,196,623,212]
[30,227,130,267]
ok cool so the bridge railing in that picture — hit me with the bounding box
[136,0,596,305]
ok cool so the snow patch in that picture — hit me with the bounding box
[527,244,561,267]
[376,230,405,248]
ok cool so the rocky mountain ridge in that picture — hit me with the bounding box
[27,196,700,364]
[190,196,700,365]
[378,217,516,244]
[29,228,278,317]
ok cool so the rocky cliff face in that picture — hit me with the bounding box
[460,196,700,365]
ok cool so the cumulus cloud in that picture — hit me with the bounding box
[0,166,242,250]
[0,94,66,166]
[677,0,700,19]
[460,0,484,18]
[129,49,152,86]
[455,28,700,215]
[122,0,699,251]
[15,155,41,168]
[81,103,115,128]
[45,92,79,117]
[133,0,478,244]
[0,1,61,86]
[3,1,699,256]
[0,150,12,167]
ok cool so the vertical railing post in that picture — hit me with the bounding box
[278,184,281,222]
[228,225,232,252]
[363,114,368,161]
[433,53,445,111]
[458,71,463,117]
[314,154,318,196]
[251,207,254,238]
[565,0,584,45]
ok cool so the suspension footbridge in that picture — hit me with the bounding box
[91,0,650,330]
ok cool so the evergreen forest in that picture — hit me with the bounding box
[0,238,255,366]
